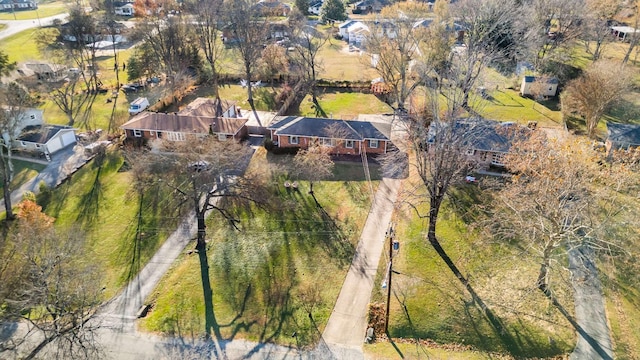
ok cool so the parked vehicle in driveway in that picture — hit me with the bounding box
[128,97,150,115]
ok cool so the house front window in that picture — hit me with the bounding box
[491,153,506,166]
[321,138,334,147]
[290,136,299,145]
[133,129,142,137]
[369,139,379,148]
[345,140,354,148]
[465,148,475,156]
[166,132,186,141]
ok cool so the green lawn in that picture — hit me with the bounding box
[0,160,46,196]
[316,41,379,82]
[364,342,490,359]
[477,89,563,126]
[139,148,378,346]
[372,172,575,357]
[36,150,191,299]
[298,92,391,119]
[0,1,67,20]
[0,28,44,63]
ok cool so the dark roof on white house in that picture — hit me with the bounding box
[523,75,559,84]
[607,122,640,146]
[269,116,391,141]
[17,125,73,144]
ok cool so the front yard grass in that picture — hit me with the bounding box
[139,148,379,347]
[370,167,575,358]
[0,28,43,63]
[36,150,191,299]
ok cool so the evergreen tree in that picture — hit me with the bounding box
[321,0,347,23]
[295,0,310,15]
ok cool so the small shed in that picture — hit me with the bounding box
[520,76,559,97]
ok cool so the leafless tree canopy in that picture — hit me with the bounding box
[488,134,636,294]
[561,60,634,138]
[0,201,103,360]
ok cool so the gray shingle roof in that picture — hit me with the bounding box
[17,125,71,144]
[269,116,390,141]
[607,122,640,146]
[429,118,529,153]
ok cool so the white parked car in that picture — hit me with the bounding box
[129,97,150,115]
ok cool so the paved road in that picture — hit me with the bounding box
[568,245,614,360]
[0,13,68,41]
[321,178,400,357]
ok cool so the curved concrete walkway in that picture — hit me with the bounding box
[0,13,69,41]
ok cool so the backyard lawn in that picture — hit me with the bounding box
[139,148,379,347]
[298,92,391,119]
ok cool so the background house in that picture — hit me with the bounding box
[268,116,392,155]
[520,76,559,97]
[428,119,530,170]
[0,0,37,12]
[113,1,134,16]
[14,125,77,156]
[606,122,640,153]
[308,0,323,15]
[352,0,390,14]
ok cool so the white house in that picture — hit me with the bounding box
[15,125,77,156]
[339,20,359,38]
[114,1,134,16]
[308,0,322,15]
[347,22,369,45]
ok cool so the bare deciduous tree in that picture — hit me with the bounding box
[561,60,634,138]
[289,17,328,104]
[293,142,334,197]
[224,0,270,121]
[0,82,33,220]
[365,3,432,111]
[0,200,103,360]
[489,134,634,297]
[189,0,225,96]
[582,0,621,61]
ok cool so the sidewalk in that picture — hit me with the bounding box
[321,178,401,355]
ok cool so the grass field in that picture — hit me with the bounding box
[0,1,67,20]
[298,92,391,119]
[317,41,379,82]
[139,148,379,346]
[0,28,44,63]
[369,167,575,358]
[36,150,191,299]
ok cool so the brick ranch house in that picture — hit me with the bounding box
[427,118,531,170]
[121,113,248,143]
[121,97,248,143]
[606,121,640,153]
[268,116,392,155]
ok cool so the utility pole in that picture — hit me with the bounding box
[384,223,396,334]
